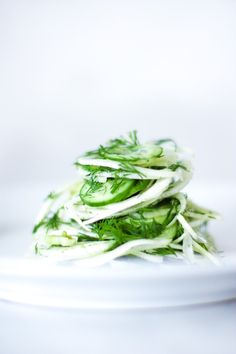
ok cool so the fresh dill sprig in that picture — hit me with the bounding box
[91,199,181,243]
[106,130,140,149]
[75,161,145,179]
[169,162,189,172]
[45,191,58,200]
[84,130,141,161]
[33,211,64,233]
[118,161,145,177]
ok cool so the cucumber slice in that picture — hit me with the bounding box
[126,179,150,198]
[80,179,136,206]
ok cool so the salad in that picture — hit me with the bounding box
[33,131,219,266]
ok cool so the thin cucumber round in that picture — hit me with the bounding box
[126,179,150,198]
[80,179,136,207]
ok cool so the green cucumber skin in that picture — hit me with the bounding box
[80,179,136,207]
[126,180,150,198]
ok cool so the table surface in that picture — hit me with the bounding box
[1,299,236,354]
[0,186,236,353]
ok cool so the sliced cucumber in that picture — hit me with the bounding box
[80,178,136,207]
[126,179,150,198]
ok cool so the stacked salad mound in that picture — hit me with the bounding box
[33,131,219,266]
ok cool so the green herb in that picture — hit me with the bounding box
[46,191,58,200]
[33,211,63,233]
[169,162,189,172]
[33,130,219,266]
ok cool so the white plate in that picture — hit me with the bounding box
[0,182,236,309]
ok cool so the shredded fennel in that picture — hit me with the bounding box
[33,131,220,266]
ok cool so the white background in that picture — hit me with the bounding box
[0,0,236,186]
[0,2,236,354]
